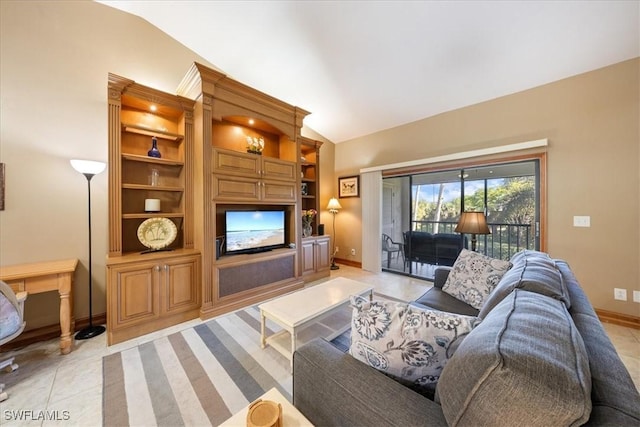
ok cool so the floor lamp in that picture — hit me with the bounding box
[71,159,107,340]
[455,211,491,252]
[327,197,342,270]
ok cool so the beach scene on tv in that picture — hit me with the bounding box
[226,211,285,252]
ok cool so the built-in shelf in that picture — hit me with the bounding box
[108,73,199,346]
[122,123,184,141]
[122,153,184,166]
[122,213,185,219]
[122,184,184,192]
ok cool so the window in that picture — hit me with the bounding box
[382,157,542,281]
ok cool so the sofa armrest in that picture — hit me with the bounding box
[434,267,452,289]
[293,338,448,427]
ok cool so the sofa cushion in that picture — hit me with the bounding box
[442,249,512,309]
[437,289,592,427]
[349,295,480,397]
[478,249,570,318]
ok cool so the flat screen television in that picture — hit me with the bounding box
[225,210,286,255]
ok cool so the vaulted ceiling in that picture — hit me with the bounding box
[99,1,639,143]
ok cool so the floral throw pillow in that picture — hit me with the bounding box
[442,249,512,309]
[349,295,480,396]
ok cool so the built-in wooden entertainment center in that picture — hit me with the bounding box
[106,63,328,344]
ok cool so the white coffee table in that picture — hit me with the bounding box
[259,277,373,370]
[219,387,312,426]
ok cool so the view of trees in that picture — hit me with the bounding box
[413,176,535,226]
[409,176,536,258]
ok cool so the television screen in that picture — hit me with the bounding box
[225,210,286,254]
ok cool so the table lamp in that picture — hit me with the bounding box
[455,211,491,252]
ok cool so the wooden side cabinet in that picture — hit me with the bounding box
[107,251,201,345]
[301,236,331,282]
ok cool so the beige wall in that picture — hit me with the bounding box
[0,0,215,329]
[334,58,640,316]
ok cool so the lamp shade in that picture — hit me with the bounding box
[455,211,491,235]
[327,197,342,212]
[70,159,106,175]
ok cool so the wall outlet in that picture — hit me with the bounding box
[351,248,356,256]
[633,290,640,303]
[573,216,591,227]
[335,246,339,253]
[614,288,627,301]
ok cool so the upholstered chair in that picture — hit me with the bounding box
[0,280,27,401]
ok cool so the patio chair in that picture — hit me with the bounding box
[382,233,404,269]
[0,280,27,402]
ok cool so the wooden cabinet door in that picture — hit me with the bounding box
[315,237,331,273]
[212,175,260,201]
[161,255,201,315]
[108,261,160,330]
[261,180,297,202]
[301,239,317,276]
[213,148,260,178]
[262,157,296,182]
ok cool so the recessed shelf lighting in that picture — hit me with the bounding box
[150,105,157,112]
[248,119,255,125]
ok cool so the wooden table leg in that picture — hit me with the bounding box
[58,273,73,355]
[290,327,296,372]
[260,310,266,349]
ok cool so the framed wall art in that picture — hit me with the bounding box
[338,175,359,198]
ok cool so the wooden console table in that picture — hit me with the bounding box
[0,259,78,354]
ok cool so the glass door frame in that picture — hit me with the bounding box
[382,152,546,279]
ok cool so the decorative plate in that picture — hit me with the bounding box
[137,217,177,250]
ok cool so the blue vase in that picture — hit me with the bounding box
[147,137,161,158]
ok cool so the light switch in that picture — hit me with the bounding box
[573,216,590,227]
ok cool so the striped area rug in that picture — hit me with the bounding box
[102,303,351,426]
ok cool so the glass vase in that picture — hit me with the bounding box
[147,137,161,158]
[302,221,313,238]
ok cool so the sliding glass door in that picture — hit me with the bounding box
[381,159,541,280]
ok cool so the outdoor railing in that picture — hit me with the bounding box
[411,220,534,260]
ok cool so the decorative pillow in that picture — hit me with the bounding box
[349,295,480,396]
[442,249,512,309]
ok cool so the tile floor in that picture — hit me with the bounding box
[0,265,638,426]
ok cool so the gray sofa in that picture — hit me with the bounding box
[293,250,640,426]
